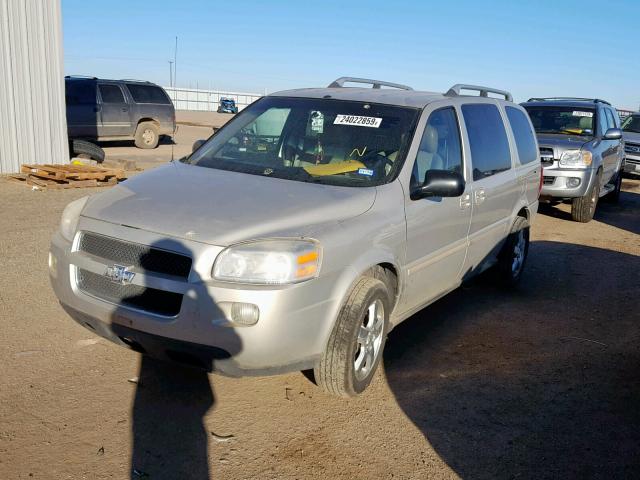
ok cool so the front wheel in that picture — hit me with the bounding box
[134,121,159,149]
[314,277,390,397]
[571,172,601,222]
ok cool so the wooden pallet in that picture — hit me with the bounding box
[9,163,126,190]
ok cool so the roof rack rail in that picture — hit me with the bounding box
[328,77,413,91]
[445,84,513,102]
[64,75,97,80]
[120,78,152,83]
[526,97,611,106]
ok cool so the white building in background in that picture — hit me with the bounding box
[164,86,262,112]
[0,0,68,174]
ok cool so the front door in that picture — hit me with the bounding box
[97,83,132,137]
[460,102,518,274]
[400,106,471,313]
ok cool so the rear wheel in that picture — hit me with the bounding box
[497,216,530,287]
[134,121,159,149]
[314,277,390,397]
[605,166,623,203]
[571,171,601,222]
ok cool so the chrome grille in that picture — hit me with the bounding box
[627,157,640,165]
[539,147,554,167]
[78,232,192,279]
[543,176,555,186]
[624,142,640,155]
[76,268,183,316]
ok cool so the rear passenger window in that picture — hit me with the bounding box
[126,84,171,104]
[99,84,125,104]
[461,104,511,180]
[505,107,538,165]
[411,107,462,187]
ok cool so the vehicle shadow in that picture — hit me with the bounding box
[384,241,640,479]
[594,182,640,235]
[537,181,640,235]
[97,135,176,149]
[107,239,242,479]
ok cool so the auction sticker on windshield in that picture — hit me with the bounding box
[573,111,593,117]
[334,115,382,128]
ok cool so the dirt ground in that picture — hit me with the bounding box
[0,136,639,479]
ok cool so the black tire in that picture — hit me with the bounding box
[314,277,390,397]
[70,139,105,163]
[134,121,159,149]
[605,166,623,203]
[497,216,530,287]
[571,171,601,222]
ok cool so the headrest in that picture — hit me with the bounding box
[579,117,592,130]
[422,125,438,153]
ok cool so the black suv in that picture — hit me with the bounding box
[65,77,175,149]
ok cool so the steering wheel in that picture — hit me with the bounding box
[361,150,394,176]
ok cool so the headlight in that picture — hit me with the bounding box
[559,150,592,167]
[212,239,321,285]
[60,196,89,242]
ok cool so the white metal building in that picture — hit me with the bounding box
[164,86,262,112]
[0,0,68,174]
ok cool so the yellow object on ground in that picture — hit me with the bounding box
[303,159,366,176]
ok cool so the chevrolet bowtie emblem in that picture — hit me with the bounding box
[104,264,135,285]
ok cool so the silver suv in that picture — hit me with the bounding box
[50,78,540,397]
[522,98,625,222]
[621,112,640,176]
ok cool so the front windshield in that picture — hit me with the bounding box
[524,106,596,137]
[622,115,640,134]
[187,96,419,187]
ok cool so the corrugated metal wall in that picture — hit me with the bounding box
[0,0,68,174]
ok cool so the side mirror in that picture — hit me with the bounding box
[192,139,206,153]
[411,170,465,200]
[603,128,622,140]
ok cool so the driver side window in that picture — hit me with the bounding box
[411,107,462,188]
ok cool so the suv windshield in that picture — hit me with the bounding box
[622,115,640,134]
[187,97,419,186]
[524,106,595,136]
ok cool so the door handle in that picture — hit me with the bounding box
[474,189,486,205]
[459,193,472,210]
[121,108,128,112]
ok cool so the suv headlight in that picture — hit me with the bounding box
[559,150,592,167]
[212,239,321,285]
[60,196,89,242]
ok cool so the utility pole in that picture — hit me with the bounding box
[168,61,174,87]
[173,36,178,88]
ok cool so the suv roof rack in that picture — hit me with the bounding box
[445,84,513,102]
[120,79,152,83]
[328,77,413,91]
[526,97,611,106]
[65,75,97,80]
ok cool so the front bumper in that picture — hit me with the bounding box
[540,164,596,199]
[49,219,346,376]
[623,153,640,174]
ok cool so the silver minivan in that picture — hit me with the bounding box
[50,78,540,397]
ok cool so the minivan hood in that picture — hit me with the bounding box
[535,133,591,151]
[81,162,376,246]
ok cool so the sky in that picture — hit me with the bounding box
[62,0,640,109]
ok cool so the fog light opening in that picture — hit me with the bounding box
[566,177,581,188]
[230,302,260,326]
